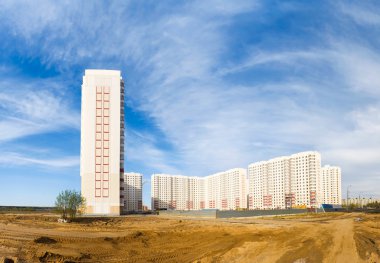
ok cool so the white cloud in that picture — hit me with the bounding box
[339,2,380,26]
[125,130,180,174]
[218,50,324,76]
[0,77,80,143]
[0,152,79,168]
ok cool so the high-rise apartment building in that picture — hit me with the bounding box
[80,70,125,215]
[290,152,321,208]
[123,173,143,212]
[320,165,342,205]
[248,157,292,209]
[151,168,246,211]
[151,174,205,210]
[290,152,321,207]
[248,151,321,209]
[248,161,266,209]
[205,168,247,210]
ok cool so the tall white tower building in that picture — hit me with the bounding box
[248,157,292,209]
[248,151,321,209]
[80,70,125,215]
[321,165,342,205]
[290,151,321,208]
[124,172,143,212]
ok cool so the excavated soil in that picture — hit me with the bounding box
[0,212,379,262]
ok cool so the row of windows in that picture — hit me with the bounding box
[96,109,110,117]
[95,180,109,189]
[96,124,110,133]
[96,132,110,140]
[95,173,109,181]
[95,189,108,197]
[96,101,110,109]
[95,148,109,157]
[96,93,110,101]
[96,117,110,125]
[95,156,109,164]
[95,86,111,199]
[96,86,110,93]
[96,141,109,149]
[95,164,109,173]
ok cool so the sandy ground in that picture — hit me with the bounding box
[0,212,379,263]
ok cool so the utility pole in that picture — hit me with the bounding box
[346,185,352,211]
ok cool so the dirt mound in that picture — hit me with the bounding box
[34,236,57,244]
[2,258,15,263]
[38,251,90,263]
[71,216,124,226]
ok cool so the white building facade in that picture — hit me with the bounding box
[80,70,125,215]
[205,168,247,210]
[320,166,342,205]
[151,174,205,210]
[123,173,143,212]
[151,168,246,211]
[248,151,322,209]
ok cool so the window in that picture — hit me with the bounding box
[104,93,110,101]
[104,117,109,125]
[96,109,102,117]
[96,117,102,124]
[96,141,102,149]
[103,181,109,189]
[96,133,102,140]
[104,157,109,165]
[95,181,101,189]
[103,141,109,148]
[96,101,102,109]
[96,93,102,101]
[104,86,110,94]
[96,125,102,132]
[104,109,109,117]
[104,133,109,140]
[103,165,109,172]
[95,189,101,197]
[103,189,109,197]
[96,149,101,157]
[104,101,110,109]
[95,165,101,172]
[104,149,109,156]
[95,173,101,181]
[104,124,109,133]
[103,173,109,181]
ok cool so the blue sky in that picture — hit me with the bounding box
[1,1,380,207]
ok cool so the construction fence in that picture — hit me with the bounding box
[158,208,326,219]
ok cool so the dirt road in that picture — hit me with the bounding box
[0,212,379,262]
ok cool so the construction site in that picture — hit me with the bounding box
[0,211,379,262]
